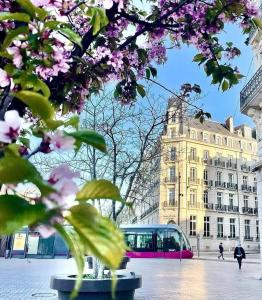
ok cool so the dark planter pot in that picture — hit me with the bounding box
[51,274,142,300]
[87,256,130,270]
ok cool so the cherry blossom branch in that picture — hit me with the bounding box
[143,77,201,111]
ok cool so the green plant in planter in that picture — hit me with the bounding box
[0,0,260,298]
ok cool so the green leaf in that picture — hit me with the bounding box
[2,26,29,49]
[16,0,48,20]
[221,80,229,92]
[137,84,146,98]
[0,195,46,234]
[87,8,109,35]
[65,130,107,153]
[14,90,54,121]
[35,79,51,98]
[59,26,82,48]
[66,203,126,270]
[149,66,157,77]
[253,18,262,30]
[0,149,54,196]
[0,12,31,23]
[55,224,85,300]
[77,179,123,202]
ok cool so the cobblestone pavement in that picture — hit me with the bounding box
[0,257,262,300]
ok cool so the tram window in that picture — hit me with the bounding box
[125,234,136,249]
[156,230,165,251]
[136,232,153,251]
[165,230,181,251]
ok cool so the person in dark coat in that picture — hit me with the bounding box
[218,242,224,260]
[234,243,246,269]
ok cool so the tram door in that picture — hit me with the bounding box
[37,236,55,258]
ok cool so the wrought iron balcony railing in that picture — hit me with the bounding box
[240,64,262,113]
[204,203,214,210]
[215,204,227,211]
[141,202,159,219]
[227,205,239,213]
[242,207,254,215]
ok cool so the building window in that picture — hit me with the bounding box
[190,130,196,140]
[169,147,176,161]
[171,113,176,123]
[203,133,209,142]
[203,169,208,184]
[243,195,249,208]
[229,193,234,207]
[190,167,197,182]
[190,147,196,160]
[256,220,259,240]
[203,191,208,204]
[229,218,236,238]
[244,220,250,239]
[228,155,233,162]
[217,192,222,206]
[255,197,258,209]
[168,188,175,206]
[190,216,197,236]
[169,128,176,138]
[190,189,197,206]
[169,167,176,182]
[216,136,221,145]
[254,177,257,186]
[243,176,248,186]
[228,139,232,147]
[203,150,209,161]
[204,216,210,237]
[228,173,234,184]
[217,217,224,238]
[217,171,222,183]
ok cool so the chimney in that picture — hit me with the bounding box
[225,116,234,133]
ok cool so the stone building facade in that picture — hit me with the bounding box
[131,100,259,251]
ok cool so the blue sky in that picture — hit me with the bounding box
[151,25,256,128]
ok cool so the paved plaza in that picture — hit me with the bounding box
[0,257,262,300]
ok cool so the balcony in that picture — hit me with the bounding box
[164,176,177,183]
[217,235,227,239]
[228,235,239,240]
[203,158,212,165]
[214,160,226,167]
[241,164,251,172]
[215,204,227,212]
[187,201,202,209]
[163,200,178,208]
[240,65,262,114]
[164,155,176,162]
[188,156,200,163]
[244,236,253,241]
[215,181,226,188]
[242,207,254,215]
[188,178,200,185]
[227,205,239,213]
[241,185,252,192]
[226,161,237,169]
[227,183,238,190]
[204,203,214,210]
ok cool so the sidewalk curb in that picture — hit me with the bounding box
[193,257,260,264]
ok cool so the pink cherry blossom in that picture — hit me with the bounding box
[36,224,56,238]
[7,47,23,68]
[48,131,75,151]
[48,164,80,185]
[0,110,21,143]
[0,68,10,88]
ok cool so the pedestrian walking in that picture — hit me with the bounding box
[234,243,246,270]
[218,242,224,260]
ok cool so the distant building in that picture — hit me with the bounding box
[130,98,259,251]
